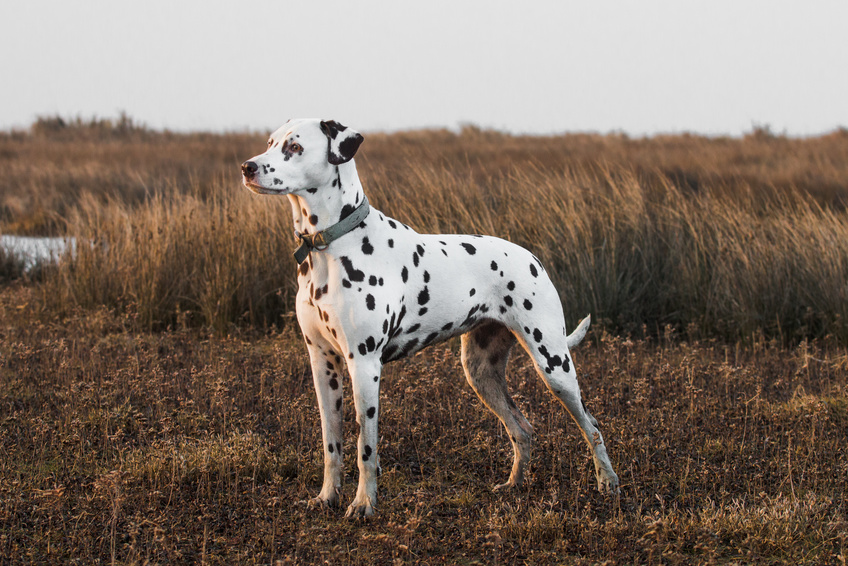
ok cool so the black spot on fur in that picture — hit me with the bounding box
[530,263,538,277]
[461,243,477,255]
[507,281,515,291]
[358,343,367,356]
[400,338,419,358]
[339,204,355,222]
[329,377,339,390]
[367,407,376,418]
[442,322,453,331]
[473,321,501,349]
[381,345,398,363]
[328,443,334,453]
[336,134,363,164]
[490,261,498,271]
[369,275,377,286]
[504,296,513,306]
[469,288,476,296]
[416,244,424,256]
[462,304,482,327]
[339,256,365,282]
[418,307,428,316]
[361,237,374,255]
[388,239,394,248]
[538,345,563,374]
[388,220,397,229]
[386,305,407,340]
[366,294,376,310]
[533,328,543,342]
[423,271,430,283]
[418,286,430,305]
[401,266,408,283]
[336,398,342,411]
[412,252,419,267]
[366,336,376,352]
[342,279,352,288]
[523,299,533,310]
[309,214,319,225]
[406,323,421,334]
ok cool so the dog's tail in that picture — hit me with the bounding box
[565,315,591,349]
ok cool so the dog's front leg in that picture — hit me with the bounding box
[306,342,345,509]
[344,356,382,518]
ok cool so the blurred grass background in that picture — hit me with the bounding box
[2,116,847,341]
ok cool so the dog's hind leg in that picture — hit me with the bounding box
[461,321,533,490]
[517,326,619,493]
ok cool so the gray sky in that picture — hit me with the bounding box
[2,0,847,136]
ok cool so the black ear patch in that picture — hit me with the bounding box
[320,120,346,139]
[320,120,364,165]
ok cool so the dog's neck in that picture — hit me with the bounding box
[286,161,366,237]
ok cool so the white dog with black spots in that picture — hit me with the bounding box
[241,119,619,517]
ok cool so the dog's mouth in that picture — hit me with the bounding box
[242,178,289,195]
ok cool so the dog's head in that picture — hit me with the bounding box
[241,119,364,195]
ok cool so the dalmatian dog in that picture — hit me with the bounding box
[241,119,619,517]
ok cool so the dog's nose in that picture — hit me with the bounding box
[241,160,259,178]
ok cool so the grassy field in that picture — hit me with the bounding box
[1,118,847,563]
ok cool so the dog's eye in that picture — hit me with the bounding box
[290,143,303,153]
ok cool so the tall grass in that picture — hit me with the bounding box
[3,119,848,340]
[50,189,295,332]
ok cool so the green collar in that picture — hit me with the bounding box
[293,196,370,264]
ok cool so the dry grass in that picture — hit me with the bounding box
[1,291,846,564]
[1,118,848,563]
[3,119,848,340]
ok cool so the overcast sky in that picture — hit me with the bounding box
[2,0,847,136]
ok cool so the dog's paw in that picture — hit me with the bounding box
[493,478,522,492]
[309,486,341,509]
[596,468,620,494]
[344,494,376,518]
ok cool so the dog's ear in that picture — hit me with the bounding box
[320,120,364,165]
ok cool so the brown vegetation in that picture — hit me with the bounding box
[3,119,848,340]
[1,293,846,563]
[1,118,847,563]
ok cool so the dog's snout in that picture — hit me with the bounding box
[241,160,259,178]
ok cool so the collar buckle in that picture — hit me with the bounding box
[292,196,370,264]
